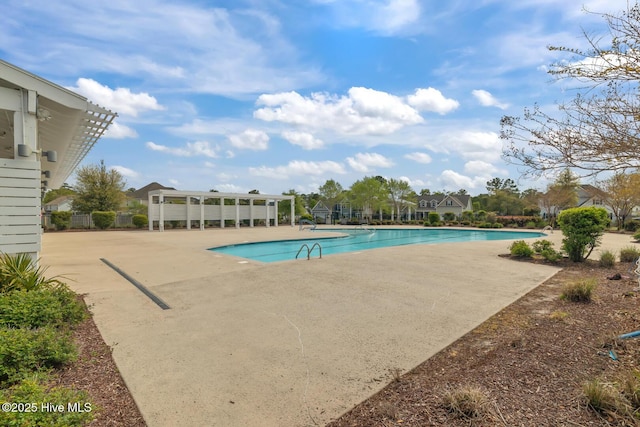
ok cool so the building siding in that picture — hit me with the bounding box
[0,159,41,255]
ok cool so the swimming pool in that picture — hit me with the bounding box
[208,228,545,263]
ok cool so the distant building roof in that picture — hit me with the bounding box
[130,182,176,200]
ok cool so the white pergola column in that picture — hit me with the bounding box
[148,193,153,231]
[290,197,295,226]
[274,200,279,227]
[220,196,225,228]
[200,197,205,230]
[159,194,165,231]
[249,199,254,227]
[235,198,240,228]
[186,196,191,230]
[265,199,270,227]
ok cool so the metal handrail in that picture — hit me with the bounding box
[309,242,322,259]
[295,242,322,260]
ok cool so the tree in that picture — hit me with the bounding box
[386,178,414,221]
[557,207,610,262]
[419,189,431,196]
[43,184,76,204]
[539,170,579,227]
[318,179,343,213]
[349,177,387,221]
[72,160,126,213]
[279,189,307,219]
[501,4,640,177]
[486,178,518,195]
[600,172,640,229]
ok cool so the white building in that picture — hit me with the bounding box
[0,60,116,257]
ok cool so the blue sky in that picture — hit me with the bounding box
[1,0,630,195]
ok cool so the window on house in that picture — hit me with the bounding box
[445,200,453,206]
[430,201,437,208]
[593,199,603,205]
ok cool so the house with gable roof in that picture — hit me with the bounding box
[415,193,473,220]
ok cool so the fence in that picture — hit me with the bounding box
[42,213,134,229]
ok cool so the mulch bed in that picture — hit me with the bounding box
[53,301,146,426]
[327,258,640,426]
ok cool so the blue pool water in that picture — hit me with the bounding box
[209,228,545,263]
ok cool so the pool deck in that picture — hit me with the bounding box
[40,226,637,427]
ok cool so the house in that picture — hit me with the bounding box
[0,60,116,257]
[415,194,473,220]
[128,182,176,206]
[577,184,614,218]
[43,195,74,213]
[310,201,331,223]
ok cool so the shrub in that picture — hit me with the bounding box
[491,223,503,228]
[428,212,441,226]
[486,213,497,224]
[509,240,533,257]
[532,240,554,253]
[634,231,640,242]
[0,287,86,329]
[477,222,493,228]
[557,207,610,262]
[0,377,94,426]
[443,212,455,222]
[599,250,616,268]
[50,211,72,231]
[91,211,116,230]
[132,214,148,229]
[583,379,625,414]
[624,219,640,232]
[0,254,64,293]
[620,246,640,262]
[540,248,562,263]
[561,278,597,302]
[524,221,536,229]
[442,385,490,420]
[0,326,77,384]
[475,210,487,221]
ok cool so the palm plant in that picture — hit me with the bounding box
[0,253,64,293]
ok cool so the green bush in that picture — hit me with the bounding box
[540,248,562,263]
[477,222,493,228]
[0,287,86,329]
[0,254,64,293]
[91,211,116,230]
[634,231,640,242]
[50,211,72,231]
[491,223,503,228]
[443,212,455,222]
[428,212,441,226]
[132,214,148,229]
[620,246,640,263]
[509,240,533,257]
[625,219,640,232]
[524,221,536,229]
[0,326,77,384]
[299,213,313,222]
[561,278,597,302]
[557,207,610,262]
[599,250,616,268]
[532,240,554,253]
[0,377,94,426]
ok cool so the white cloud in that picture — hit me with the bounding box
[249,160,346,179]
[228,129,269,150]
[69,78,164,117]
[216,183,244,193]
[439,170,487,192]
[146,141,217,158]
[471,89,509,109]
[314,0,421,35]
[111,165,139,179]
[463,160,506,176]
[407,88,459,114]
[448,131,503,163]
[255,87,423,135]
[404,152,432,164]
[281,131,324,150]
[346,152,394,173]
[168,179,180,187]
[398,176,426,188]
[103,121,138,139]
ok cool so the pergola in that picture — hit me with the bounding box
[147,190,295,231]
[0,60,116,256]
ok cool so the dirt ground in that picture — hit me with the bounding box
[327,257,640,426]
[58,254,640,426]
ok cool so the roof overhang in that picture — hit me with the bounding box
[0,60,117,188]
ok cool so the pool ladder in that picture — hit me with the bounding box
[296,242,322,260]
